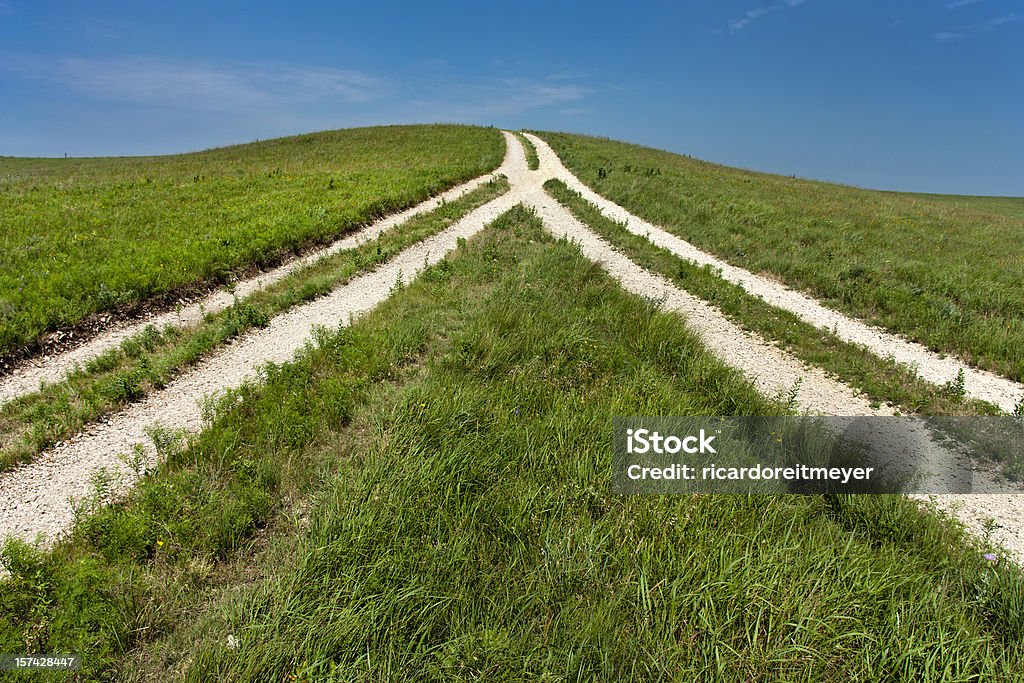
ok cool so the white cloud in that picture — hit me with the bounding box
[727,1,809,33]
[2,56,387,110]
[545,69,590,82]
[496,78,588,105]
[945,0,984,10]
[932,12,1019,41]
[403,74,592,123]
[987,13,1019,26]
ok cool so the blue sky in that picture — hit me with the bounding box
[1,1,1021,195]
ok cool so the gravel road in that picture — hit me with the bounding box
[2,130,1020,565]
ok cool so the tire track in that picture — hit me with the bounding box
[523,134,1024,563]
[4,130,1021,566]
[0,132,528,548]
[525,133,1024,414]
[0,151,515,408]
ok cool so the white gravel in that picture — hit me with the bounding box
[2,129,1020,568]
[525,133,1024,415]
[0,164,510,408]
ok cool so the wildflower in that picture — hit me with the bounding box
[156,539,164,547]
[983,553,997,562]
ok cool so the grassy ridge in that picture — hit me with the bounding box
[537,132,1024,383]
[4,208,1020,681]
[0,124,504,360]
[0,177,509,472]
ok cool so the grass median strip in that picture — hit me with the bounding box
[0,124,505,363]
[2,207,1021,681]
[538,131,1024,383]
[515,131,540,171]
[545,178,1001,418]
[0,176,509,473]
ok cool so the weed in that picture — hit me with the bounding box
[89,466,114,504]
[783,377,803,412]
[946,368,967,400]
[2,212,1022,680]
[515,132,540,170]
[103,368,144,404]
[119,443,148,479]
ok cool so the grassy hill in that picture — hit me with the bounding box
[2,128,1023,680]
[537,132,1024,383]
[3,209,1022,681]
[0,124,505,362]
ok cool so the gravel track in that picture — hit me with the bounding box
[524,133,1024,562]
[0,163,512,408]
[525,185,886,416]
[525,133,1024,415]
[2,130,1020,566]
[0,132,528,548]
[524,183,1024,562]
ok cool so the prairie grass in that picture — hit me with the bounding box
[2,208,1021,681]
[899,193,1024,220]
[544,178,999,418]
[537,132,1024,382]
[0,177,509,472]
[0,124,504,360]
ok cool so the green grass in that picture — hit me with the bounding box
[516,131,540,171]
[0,124,504,361]
[0,177,509,473]
[537,131,1024,383]
[898,193,1024,221]
[544,178,1000,418]
[3,208,1021,682]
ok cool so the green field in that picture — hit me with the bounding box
[3,209,1021,681]
[537,132,1024,383]
[0,124,504,361]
